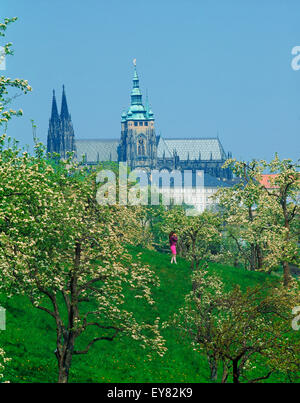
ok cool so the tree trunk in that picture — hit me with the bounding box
[57,339,74,383]
[232,359,240,384]
[256,245,263,269]
[283,261,291,287]
[58,363,70,383]
[208,355,218,381]
[250,244,256,271]
[221,364,229,383]
[55,242,81,383]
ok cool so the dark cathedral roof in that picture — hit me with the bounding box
[74,136,228,164]
[75,139,119,162]
[157,137,227,160]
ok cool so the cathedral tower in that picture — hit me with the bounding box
[47,90,61,154]
[119,62,157,169]
[47,86,76,158]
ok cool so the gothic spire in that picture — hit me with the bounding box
[47,87,76,157]
[61,84,69,119]
[131,63,143,106]
[50,89,59,121]
[123,61,153,122]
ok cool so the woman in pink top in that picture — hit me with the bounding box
[169,231,178,264]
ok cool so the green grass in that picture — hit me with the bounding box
[0,247,294,383]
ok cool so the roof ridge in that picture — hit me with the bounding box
[76,138,119,142]
[163,137,219,140]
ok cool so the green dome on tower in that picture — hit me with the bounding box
[123,61,154,122]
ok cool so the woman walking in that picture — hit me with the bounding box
[169,231,178,264]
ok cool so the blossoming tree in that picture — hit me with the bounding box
[217,156,299,285]
[170,267,300,383]
[0,142,166,382]
[0,16,32,383]
[0,17,166,382]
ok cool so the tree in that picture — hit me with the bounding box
[261,154,300,286]
[169,268,300,383]
[0,17,165,382]
[0,143,166,383]
[0,16,31,384]
[217,156,300,285]
[216,160,270,271]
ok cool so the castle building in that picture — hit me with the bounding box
[47,65,233,182]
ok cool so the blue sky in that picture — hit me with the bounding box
[2,0,300,162]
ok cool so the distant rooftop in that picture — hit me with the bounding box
[75,136,229,163]
[75,139,119,162]
[157,137,227,160]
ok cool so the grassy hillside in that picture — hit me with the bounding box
[0,247,289,383]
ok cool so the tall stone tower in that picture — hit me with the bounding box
[47,90,61,154]
[119,63,157,169]
[47,86,76,158]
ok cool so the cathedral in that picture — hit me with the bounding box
[47,65,233,181]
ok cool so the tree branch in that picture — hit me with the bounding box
[248,371,273,383]
[33,303,56,320]
[73,330,119,355]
